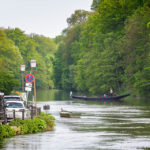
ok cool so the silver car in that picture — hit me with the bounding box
[4,95,23,103]
[5,101,30,119]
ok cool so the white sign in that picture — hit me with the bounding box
[25,87,32,92]
[21,92,27,102]
[26,83,32,88]
[0,92,4,96]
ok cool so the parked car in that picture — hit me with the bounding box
[4,95,23,103]
[5,101,30,119]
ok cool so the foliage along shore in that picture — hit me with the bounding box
[0,0,150,99]
[0,28,56,95]
[0,113,55,140]
[53,0,150,98]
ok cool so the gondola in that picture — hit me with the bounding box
[70,92,130,102]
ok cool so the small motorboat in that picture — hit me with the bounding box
[60,108,81,118]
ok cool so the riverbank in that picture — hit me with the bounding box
[0,112,55,140]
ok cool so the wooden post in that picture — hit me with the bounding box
[37,107,41,116]
[31,106,33,119]
[38,107,41,115]
[4,109,7,124]
[22,109,25,120]
[13,110,16,120]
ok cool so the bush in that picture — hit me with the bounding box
[9,118,47,134]
[37,113,55,130]
[20,123,28,135]
[9,118,24,127]
[0,124,16,138]
[32,118,46,132]
[0,124,3,140]
[0,112,56,139]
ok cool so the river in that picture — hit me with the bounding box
[1,89,150,150]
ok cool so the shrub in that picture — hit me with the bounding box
[9,118,47,134]
[20,124,28,135]
[32,118,46,132]
[0,124,3,140]
[1,124,16,138]
[37,113,55,130]
[9,118,24,127]
[5,112,55,137]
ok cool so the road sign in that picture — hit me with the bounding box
[25,87,32,92]
[25,74,34,83]
[21,92,27,102]
[26,83,32,88]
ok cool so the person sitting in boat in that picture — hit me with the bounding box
[110,88,113,96]
[104,94,108,98]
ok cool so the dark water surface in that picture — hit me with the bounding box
[1,90,150,150]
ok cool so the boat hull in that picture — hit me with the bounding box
[71,94,130,102]
[60,110,81,118]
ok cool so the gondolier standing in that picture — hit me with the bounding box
[110,88,113,96]
[70,91,72,97]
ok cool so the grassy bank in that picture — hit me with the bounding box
[0,112,55,139]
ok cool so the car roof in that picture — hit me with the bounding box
[6,101,24,104]
[4,95,21,98]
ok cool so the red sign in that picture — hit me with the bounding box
[25,74,34,83]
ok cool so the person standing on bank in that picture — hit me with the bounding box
[110,88,113,96]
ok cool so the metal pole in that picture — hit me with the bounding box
[32,68,36,107]
[34,75,36,107]
[22,72,24,92]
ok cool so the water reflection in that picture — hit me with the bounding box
[1,90,150,150]
[28,89,70,101]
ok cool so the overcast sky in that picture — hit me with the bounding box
[0,0,92,38]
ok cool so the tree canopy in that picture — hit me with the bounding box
[53,1,150,98]
[0,28,56,94]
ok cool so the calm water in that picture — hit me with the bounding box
[1,90,150,150]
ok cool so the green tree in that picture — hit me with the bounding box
[91,0,102,11]
[67,10,91,27]
[0,71,19,95]
[120,4,150,97]
[5,28,56,89]
[0,29,22,92]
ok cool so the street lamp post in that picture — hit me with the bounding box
[30,60,36,106]
[20,65,25,92]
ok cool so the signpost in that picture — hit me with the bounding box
[25,87,32,92]
[25,74,34,103]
